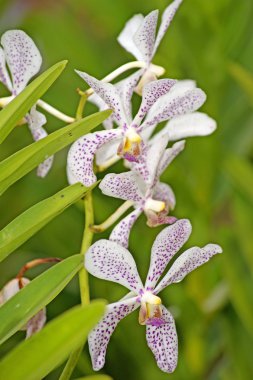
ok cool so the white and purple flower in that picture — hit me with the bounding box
[85,219,222,372]
[0,30,53,177]
[98,134,185,248]
[117,0,183,93]
[67,72,207,186]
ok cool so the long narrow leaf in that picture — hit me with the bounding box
[0,182,97,262]
[0,109,111,195]
[0,255,83,344]
[0,302,105,380]
[0,60,67,143]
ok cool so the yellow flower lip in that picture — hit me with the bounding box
[145,199,166,213]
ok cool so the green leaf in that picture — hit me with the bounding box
[0,255,83,344]
[0,302,105,380]
[224,154,253,204]
[0,60,67,144]
[228,62,253,107]
[0,182,97,262]
[0,109,111,195]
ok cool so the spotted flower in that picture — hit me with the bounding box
[0,278,46,338]
[85,219,222,372]
[67,71,206,186]
[99,134,185,248]
[0,30,53,177]
[117,0,183,94]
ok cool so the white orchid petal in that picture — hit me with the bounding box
[145,219,192,290]
[88,297,139,371]
[88,93,114,130]
[99,172,143,203]
[117,14,145,61]
[153,182,176,210]
[26,107,53,178]
[67,129,121,187]
[156,140,185,178]
[142,87,207,129]
[163,112,217,141]
[153,0,183,56]
[133,10,159,63]
[76,70,127,126]
[155,244,223,294]
[0,47,12,91]
[1,30,42,94]
[109,208,142,248]
[117,69,144,123]
[134,79,177,125]
[85,239,143,292]
[146,305,178,373]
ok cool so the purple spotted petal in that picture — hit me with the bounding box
[76,71,127,126]
[153,0,183,56]
[0,47,12,91]
[117,69,144,124]
[67,129,121,187]
[155,244,222,294]
[110,208,142,248]
[161,112,217,141]
[117,14,145,61]
[156,140,185,179]
[88,93,114,130]
[134,79,177,126]
[95,139,121,166]
[26,107,53,178]
[88,297,139,371]
[141,88,207,130]
[1,30,42,95]
[133,10,159,63]
[146,305,178,373]
[99,172,144,203]
[85,239,143,292]
[131,133,169,187]
[153,182,176,210]
[145,219,192,290]
[26,308,46,339]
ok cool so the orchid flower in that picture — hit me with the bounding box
[67,71,207,186]
[0,30,53,177]
[117,0,183,94]
[85,219,222,372]
[98,134,185,248]
[0,278,46,338]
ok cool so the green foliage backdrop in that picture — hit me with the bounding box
[0,0,253,379]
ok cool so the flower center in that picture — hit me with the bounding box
[138,291,165,326]
[144,198,166,213]
[117,128,142,161]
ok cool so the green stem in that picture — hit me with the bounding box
[59,83,96,380]
[76,93,88,120]
[59,193,94,380]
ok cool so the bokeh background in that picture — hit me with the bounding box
[0,0,253,379]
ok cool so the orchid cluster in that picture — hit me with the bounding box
[0,0,222,376]
[66,0,221,374]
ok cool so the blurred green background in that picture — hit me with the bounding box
[0,0,253,379]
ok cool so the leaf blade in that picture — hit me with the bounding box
[0,109,111,195]
[0,182,97,262]
[0,60,67,143]
[0,302,105,380]
[0,255,83,344]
